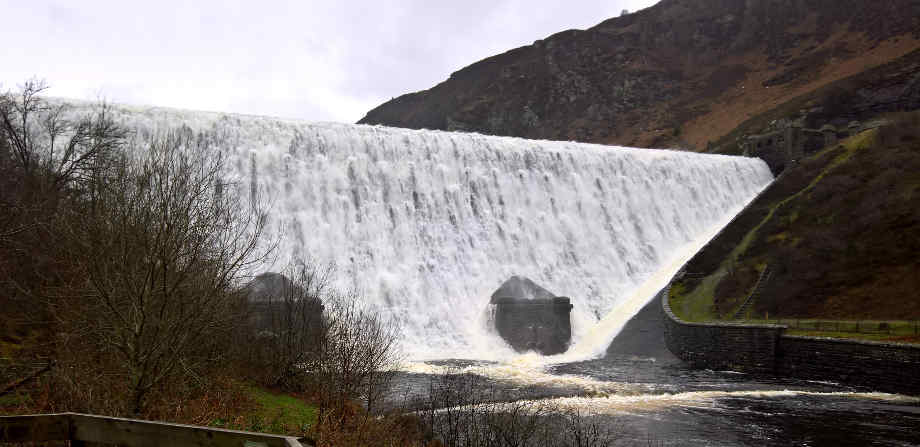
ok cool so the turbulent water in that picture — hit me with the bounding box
[75,100,771,361]
[62,101,920,445]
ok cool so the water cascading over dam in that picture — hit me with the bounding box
[70,102,774,361]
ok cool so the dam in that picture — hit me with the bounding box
[78,100,772,362]
[59,101,920,445]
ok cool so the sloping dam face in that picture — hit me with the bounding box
[65,102,773,361]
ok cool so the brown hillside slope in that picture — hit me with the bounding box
[709,47,920,156]
[671,114,920,321]
[359,0,920,150]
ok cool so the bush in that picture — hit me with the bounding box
[63,129,270,414]
[237,259,404,444]
[0,78,124,191]
[240,261,329,390]
[307,290,402,424]
[2,82,619,447]
[418,374,618,447]
[1,80,128,407]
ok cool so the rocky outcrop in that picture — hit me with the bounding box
[359,0,920,150]
[491,277,573,355]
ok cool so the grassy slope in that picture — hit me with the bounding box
[212,386,317,435]
[0,379,317,437]
[671,114,920,330]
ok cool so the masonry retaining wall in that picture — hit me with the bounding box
[494,297,573,355]
[661,287,785,373]
[661,288,920,395]
[658,159,920,395]
[778,335,920,394]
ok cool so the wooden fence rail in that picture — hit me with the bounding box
[0,413,305,447]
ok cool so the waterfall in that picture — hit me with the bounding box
[64,101,774,361]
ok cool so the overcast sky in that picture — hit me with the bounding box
[2,0,659,123]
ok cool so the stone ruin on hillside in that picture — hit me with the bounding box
[740,119,872,174]
[490,276,573,355]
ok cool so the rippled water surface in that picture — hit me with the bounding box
[392,299,920,446]
[392,355,920,446]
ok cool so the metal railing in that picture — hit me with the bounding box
[732,265,772,320]
[0,412,306,447]
[768,319,920,336]
[732,318,920,338]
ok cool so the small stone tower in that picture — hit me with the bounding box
[847,121,862,137]
[491,276,573,355]
[820,124,838,147]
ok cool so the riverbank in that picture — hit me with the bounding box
[663,285,920,395]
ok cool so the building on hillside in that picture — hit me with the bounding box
[741,120,862,174]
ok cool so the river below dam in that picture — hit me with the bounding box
[390,297,920,446]
[392,361,920,446]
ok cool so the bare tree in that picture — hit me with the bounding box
[308,292,402,428]
[419,373,618,447]
[243,260,329,390]
[0,80,124,288]
[0,81,127,401]
[55,128,270,415]
[235,260,405,444]
[0,78,125,191]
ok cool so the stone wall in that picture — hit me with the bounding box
[660,131,920,394]
[778,336,920,394]
[661,288,920,395]
[494,297,573,355]
[661,288,785,373]
[742,123,843,174]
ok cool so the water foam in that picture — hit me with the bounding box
[437,390,920,416]
[60,100,773,362]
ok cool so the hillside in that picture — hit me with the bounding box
[359,0,920,151]
[670,113,920,322]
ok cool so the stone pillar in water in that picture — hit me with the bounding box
[491,276,573,355]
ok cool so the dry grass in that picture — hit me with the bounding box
[680,35,920,149]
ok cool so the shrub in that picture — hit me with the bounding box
[418,373,618,447]
[50,128,270,415]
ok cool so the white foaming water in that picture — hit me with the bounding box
[60,100,772,362]
[443,390,920,416]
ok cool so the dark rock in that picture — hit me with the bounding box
[491,277,573,355]
[244,272,323,333]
